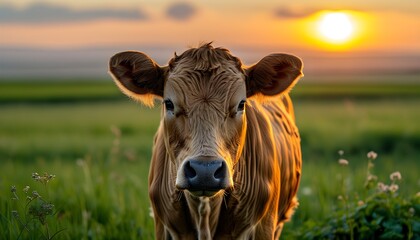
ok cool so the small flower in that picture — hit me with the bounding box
[301,187,313,196]
[390,171,402,181]
[409,207,415,217]
[367,151,378,160]
[32,172,55,184]
[11,186,19,200]
[338,150,344,156]
[32,191,41,199]
[76,159,85,167]
[357,200,365,206]
[389,183,399,193]
[367,174,378,182]
[42,202,54,215]
[337,195,344,200]
[23,186,30,193]
[32,172,41,181]
[47,174,55,181]
[377,182,389,192]
[338,159,349,166]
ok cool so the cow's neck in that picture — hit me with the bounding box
[185,193,223,239]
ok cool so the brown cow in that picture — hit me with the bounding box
[109,43,303,239]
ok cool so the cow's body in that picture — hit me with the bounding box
[109,43,303,239]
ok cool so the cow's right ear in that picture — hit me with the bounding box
[109,51,166,107]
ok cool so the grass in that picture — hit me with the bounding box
[0,103,157,163]
[0,80,419,239]
[294,98,420,160]
[1,160,154,239]
[0,81,123,103]
[1,79,420,103]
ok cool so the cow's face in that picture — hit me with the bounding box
[109,44,303,197]
[163,53,247,197]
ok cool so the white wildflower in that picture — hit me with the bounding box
[390,171,402,181]
[338,159,349,166]
[389,184,399,193]
[409,208,415,217]
[367,174,378,182]
[367,151,378,160]
[32,172,41,181]
[76,159,85,167]
[377,182,389,192]
[301,187,313,196]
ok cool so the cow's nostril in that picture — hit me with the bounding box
[214,163,225,179]
[184,161,197,179]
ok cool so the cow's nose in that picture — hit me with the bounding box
[178,159,230,192]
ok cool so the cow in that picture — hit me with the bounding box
[109,43,303,239]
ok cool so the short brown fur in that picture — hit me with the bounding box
[109,43,303,239]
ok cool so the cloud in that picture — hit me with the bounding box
[274,7,319,18]
[0,3,148,24]
[165,2,196,21]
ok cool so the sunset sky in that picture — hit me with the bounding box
[0,0,419,79]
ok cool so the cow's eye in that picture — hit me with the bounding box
[237,100,246,112]
[163,99,174,111]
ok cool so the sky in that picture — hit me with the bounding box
[0,0,419,79]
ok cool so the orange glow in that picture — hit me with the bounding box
[303,10,371,51]
[1,7,419,54]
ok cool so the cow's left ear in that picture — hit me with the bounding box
[109,51,166,107]
[245,54,303,97]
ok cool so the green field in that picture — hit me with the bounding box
[1,80,419,239]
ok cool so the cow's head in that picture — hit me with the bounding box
[109,43,303,198]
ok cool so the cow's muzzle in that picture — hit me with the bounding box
[176,158,231,197]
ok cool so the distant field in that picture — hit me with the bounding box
[0,81,123,103]
[1,78,420,103]
[1,80,419,239]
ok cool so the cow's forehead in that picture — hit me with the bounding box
[163,45,246,108]
[168,44,243,73]
[169,57,242,77]
[164,68,246,108]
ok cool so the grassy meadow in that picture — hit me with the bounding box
[0,78,419,239]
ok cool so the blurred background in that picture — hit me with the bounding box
[0,0,419,79]
[0,0,419,239]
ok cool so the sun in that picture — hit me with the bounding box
[299,10,369,51]
[318,12,354,43]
